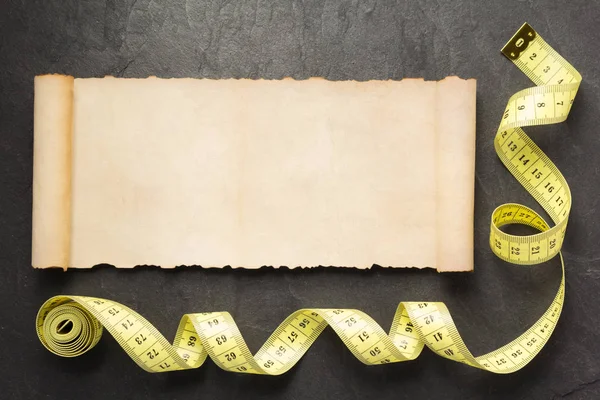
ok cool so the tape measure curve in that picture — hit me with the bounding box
[36,23,580,375]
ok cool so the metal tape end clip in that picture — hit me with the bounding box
[501,22,536,60]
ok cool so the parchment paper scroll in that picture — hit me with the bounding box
[32,75,476,271]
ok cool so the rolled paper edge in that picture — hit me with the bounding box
[435,77,477,272]
[32,75,74,270]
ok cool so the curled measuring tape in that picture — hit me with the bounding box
[36,23,580,375]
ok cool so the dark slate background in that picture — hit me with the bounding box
[1,1,599,399]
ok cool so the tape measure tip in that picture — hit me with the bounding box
[501,22,536,60]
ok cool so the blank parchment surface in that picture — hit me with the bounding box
[33,75,476,271]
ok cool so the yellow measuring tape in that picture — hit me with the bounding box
[36,23,580,375]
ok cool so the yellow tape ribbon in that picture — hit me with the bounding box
[36,23,580,374]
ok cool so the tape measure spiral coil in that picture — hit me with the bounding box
[36,23,580,375]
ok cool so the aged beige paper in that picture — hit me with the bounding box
[32,75,476,271]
